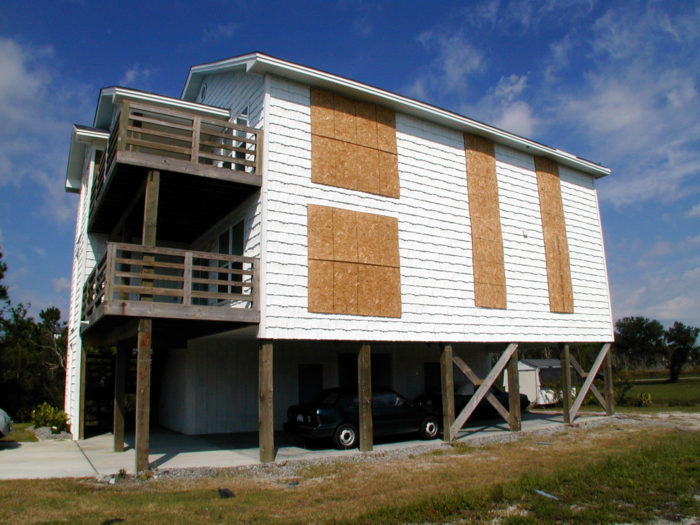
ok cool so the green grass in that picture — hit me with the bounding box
[621,376,700,409]
[0,422,37,442]
[349,432,700,524]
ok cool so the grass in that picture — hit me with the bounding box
[619,376,700,410]
[0,422,37,442]
[0,420,697,524]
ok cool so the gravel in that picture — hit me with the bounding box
[28,425,73,441]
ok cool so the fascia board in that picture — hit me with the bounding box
[245,55,610,178]
[95,87,230,129]
[181,53,257,101]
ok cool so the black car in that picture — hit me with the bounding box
[284,387,440,449]
[416,385,530,422]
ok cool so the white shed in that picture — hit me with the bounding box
[504,359,573,406]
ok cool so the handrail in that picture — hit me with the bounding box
[89,99,263,222]
[81,242,259,323]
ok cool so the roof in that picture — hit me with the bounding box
[520,359,562,369]
[64,125,109,193]
[182,52,610,179]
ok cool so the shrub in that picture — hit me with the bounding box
[31,403,70,433]
[638,392,653,407]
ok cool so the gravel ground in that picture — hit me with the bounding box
[28,425,73,441]
[143,412,700,483]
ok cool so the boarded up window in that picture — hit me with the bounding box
[310,88,399,198]
[308,204,401,317]
[464,134,507,309]
[535,157,574,313]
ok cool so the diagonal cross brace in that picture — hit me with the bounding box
[452,356,510,422]
[569,355,607,408]
[569,343,611,422]
[450,343,518,437]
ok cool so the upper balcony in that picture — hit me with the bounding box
[88,99,263,243]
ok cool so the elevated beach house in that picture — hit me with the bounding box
[64,53,614,471]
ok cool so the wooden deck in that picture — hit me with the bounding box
[88,100,263,237]
[81,242,260,331]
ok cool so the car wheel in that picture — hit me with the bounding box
[419,416,439,440]
[333,423,358,449]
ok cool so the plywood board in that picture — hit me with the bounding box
[311,135,335,186]
[307,204,334,260]
[310,88,335,138]
[379,151,400,198]
[381,266,402,317]
[333,94,357,143]
[332,207,358,263]
[376,105,397,154]
[355,145,380,194]
[535,156,574,313]
[358,264,384,316]
[355,100,377,149]
[465,133,506,310]
[357,213,399,267]
[333,261,358,314]
[308,259,334,313]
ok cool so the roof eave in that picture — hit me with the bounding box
[182,52,610,178]
[65,126,109,194]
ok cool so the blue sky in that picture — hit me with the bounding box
[1,0,699,329]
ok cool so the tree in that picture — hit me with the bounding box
[614,316,666,369]
[664,322,699,383]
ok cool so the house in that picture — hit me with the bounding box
[64,52,615,471]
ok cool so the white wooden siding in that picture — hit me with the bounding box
[259,75,613,342]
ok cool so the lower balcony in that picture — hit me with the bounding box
[81,243,259,342]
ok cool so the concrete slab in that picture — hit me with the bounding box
[0,412,607,480]
[0,439,97,479]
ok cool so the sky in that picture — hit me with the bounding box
[0,0,698,329]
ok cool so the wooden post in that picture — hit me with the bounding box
[569,343,612,421]
[135,319,152,472]
[134,170,159,472]
[507,349,522,431]
[604,351,615,416]
[258,340,275,463]
[440,344,455,442]
[560,344,572,424]
[358,344,373,452]
[113,343,128,452]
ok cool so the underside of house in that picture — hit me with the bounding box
[65,53,616,471]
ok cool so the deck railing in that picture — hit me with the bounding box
[82,242,259,324]
[90,100,263,219]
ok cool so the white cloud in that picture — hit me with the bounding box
[686,204,700,218]
[52,276,70,293]
[120,64,153,88]
[407,31,484,101]
[202,23,238,42]
[0,38,89,224]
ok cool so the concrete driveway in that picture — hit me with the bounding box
[0,411,603,480]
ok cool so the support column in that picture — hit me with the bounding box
[258,340,275,463]
[134,170,159,472]
[113,343,128,452]
[135,320,152,472]
[604,351,615,416]
[560,343,572,424]
[440,343,455,442]
[358,343,373,452]
[507,349,522,431]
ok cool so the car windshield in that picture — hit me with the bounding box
[314,390,341,406]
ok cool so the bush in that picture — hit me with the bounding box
[31,403,70,433]
[638,392,653,407]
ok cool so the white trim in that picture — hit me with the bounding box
[258,73,272,339]
[65,126,109,193]
[183,53,610,178]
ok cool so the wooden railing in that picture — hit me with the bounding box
[82,242,259,324]
[90,100,263,219]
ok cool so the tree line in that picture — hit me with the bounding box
[0,251,67,420]
[614,316,699,382]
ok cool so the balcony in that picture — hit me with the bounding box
[82,243,260,336]
[88,100,263,242]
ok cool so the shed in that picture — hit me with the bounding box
[504,359,573,406]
